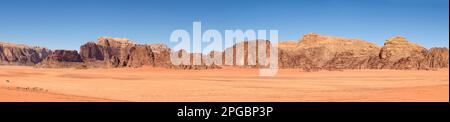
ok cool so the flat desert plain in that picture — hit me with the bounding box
[0,66,448,102]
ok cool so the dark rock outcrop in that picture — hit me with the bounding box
[37,50,83,68]
[79,37,140,67]
[80,42,104,61]
[46,50,82,62]
[79,37,219,69]
[0,41,51,65]
[127,45,155,67]
[148,44,172,66]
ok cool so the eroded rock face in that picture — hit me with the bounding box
[79,37,219,69]
[97,37,134,47]
[0,41,51,65]
[2,34,448,71]
[424,48,449,68]
[47,50,82,62]
[278,33,381,70]
[379,36,427,68]
[377,37,449,70]
[80,42,104,61]
[219,40,272,67]
[278,49,318,70]
[127,45,155,67]
[80,37,140,67]
[37,50,83,68]
[148,44,172,67]
[279,34,449,70]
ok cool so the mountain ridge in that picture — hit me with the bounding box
[1,33,448,70]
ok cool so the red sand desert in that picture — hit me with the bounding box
[0,66,448,102]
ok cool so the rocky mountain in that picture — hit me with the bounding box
[79,37,218,69]
[378,36,449,70]
[0,41,51,65]
[278,33,382,70]
[277,33,448,71]
[80,37,157,68]
[1,33,448,70]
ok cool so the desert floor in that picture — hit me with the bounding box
[0,66,448,102]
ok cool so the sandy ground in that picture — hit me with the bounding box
[0,66,448,102]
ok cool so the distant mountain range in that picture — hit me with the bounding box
[1,33,448,71]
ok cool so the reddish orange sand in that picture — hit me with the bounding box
[0,66,448,102]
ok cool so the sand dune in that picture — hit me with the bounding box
[0,66,448,102]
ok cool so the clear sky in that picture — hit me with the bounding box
[0,0,448,50]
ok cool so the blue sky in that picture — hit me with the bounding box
[0,0,448,50]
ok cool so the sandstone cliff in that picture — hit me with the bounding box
[80,37,218,69]
[80,37,154,68]
[0,41,51,65]
[379,37,449,70]
[37,50,84,68]
[278,33,381,71]
[277,33,449,70]
[1,34,448,71]
[218,40,272,67]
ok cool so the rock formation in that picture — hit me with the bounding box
[277,33,381,71]
[379,36,426,68]
[47,50,82,62]
[218,40,272,68]
[126,45,155,67]
[424,47,449,68]
[148,44,172,66]
[79,42,104,61]
[377,36,449,70]
[79,37,219,69]
[0,41,51,65]
[37,50,84,68]
[1,33,448,70]
[277,33,448,71]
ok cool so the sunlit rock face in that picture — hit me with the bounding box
[0,41,51,65]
